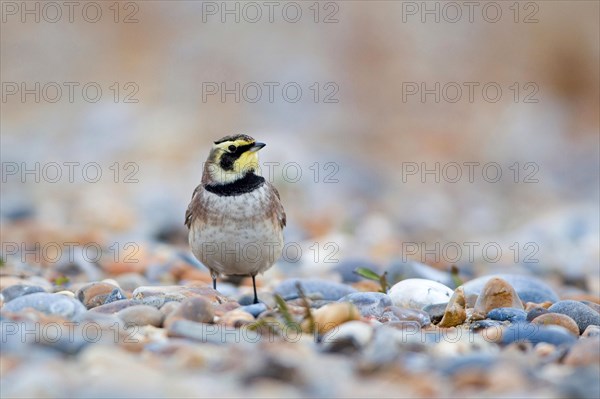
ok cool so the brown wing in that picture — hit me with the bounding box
[184,184,204,229]
[268,182,287,230]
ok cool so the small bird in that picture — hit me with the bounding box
[185,134,286,304]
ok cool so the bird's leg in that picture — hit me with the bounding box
[211,270,217,291]
[252,275,259,304]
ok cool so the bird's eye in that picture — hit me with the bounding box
[228,145,237,152]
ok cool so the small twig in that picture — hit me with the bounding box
[295,282,315,333]
[379,271,389,293]
[274,294,295,327]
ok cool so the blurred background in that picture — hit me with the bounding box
[1,1,598,289]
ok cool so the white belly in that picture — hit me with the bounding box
[189,186,283,276]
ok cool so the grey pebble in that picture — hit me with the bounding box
[470,319,504,331]
[169,297,214,324]
[526,307,549,322]
[2,292,86,319]
[487,307,527,323]
[558,365,600,399]
[167,319,260,344]
[1,285,45,302]
[501,322,578,346]
[338,292,392,317]
[381,306,431,327]
[274,279,357,301]
[240,303,267,318]
[139,296,168,308]
[438,354,496,376]
[117,305,164,327]
[581,300,600,314]
[423,303,448,325]
[548,300,600,334]
[582,325,600,338]
[321,321,373,353]
[88,299,144,314]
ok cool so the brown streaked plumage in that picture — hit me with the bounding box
[185,135,286,304]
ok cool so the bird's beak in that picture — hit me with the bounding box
[249,142,266,152]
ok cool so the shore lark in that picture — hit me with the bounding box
[185,134,286,304]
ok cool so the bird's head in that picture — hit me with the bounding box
[203,134,266,184]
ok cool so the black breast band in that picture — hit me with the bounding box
[205,173,266,196]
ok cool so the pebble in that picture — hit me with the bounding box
[338,292,392,318]
[558,364,600,399]
[582,325,600,338]
[470,319,504,331]
[3,318,89,354]
[526,307,549,322]
[240,303,268,318]
[380,306,430,327]
[214,302,242,317]
[275,279,357,301]
[137,296,169,308]
[463,274,559,304]
[423,303,448,325]
[432,331,496,356]
[88,299,144,314]
[361,325,404,366]
[500,323,578,346]
[2,292,86,319]
[438,286,466,328]
[531,313,580,336]
[472,277,523,319]
[563,336,600,366]
[534,342,557,358]
[548,300,600,334]
[304,302,360,334]
[218,309,255,328]
[388,279,453,310]
[73,312,141,349]
[164,297,214,326]
[237,294,260,306]
[211,282,238,299]
[321,321,373,353]
[581,300,600,314]
[55,290,75,298]
[167,319,260,344]
[1,284,46,303]
[159,301,181,317]
[76,282,126,309]
[438,354,496,376]
[132,285,227,305]
[117,305,164,327]
[487,308,527,323]
[75,311,125,331]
